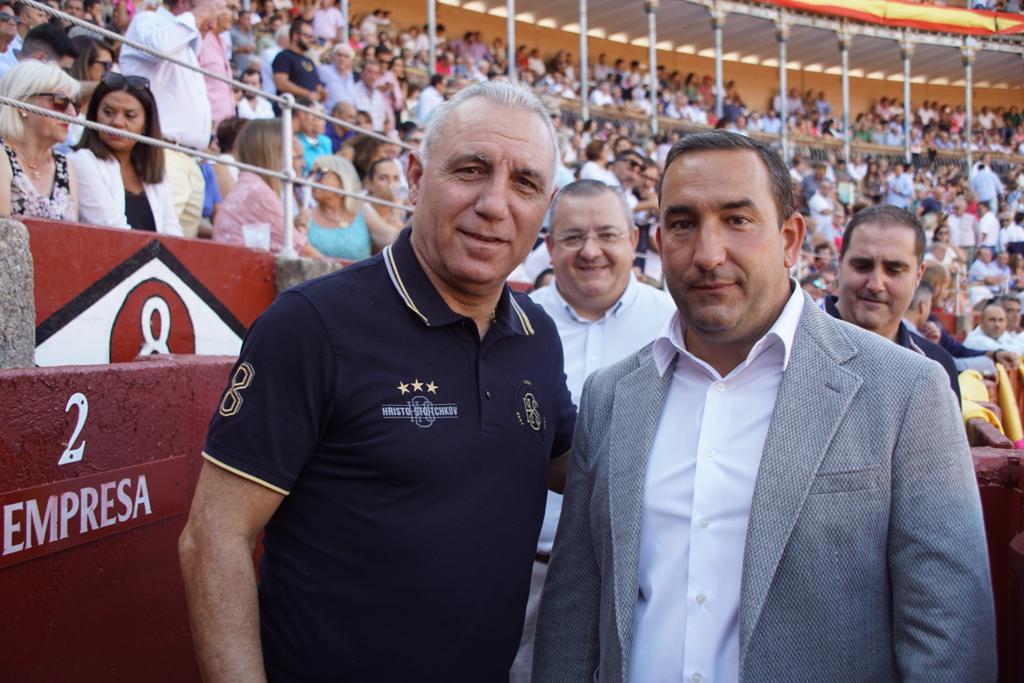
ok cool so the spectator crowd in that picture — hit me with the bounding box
[0,0,1023,305]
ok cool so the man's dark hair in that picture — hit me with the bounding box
[1015,211,1023,224]
[839,205,926,265]
[429,73,443,88]
[22,21,78,62]
[659,131,795,226]
[216,117,247,155]
[289,17,307,40]
[549,179,635,232]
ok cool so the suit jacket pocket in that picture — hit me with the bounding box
[809,467,879,494]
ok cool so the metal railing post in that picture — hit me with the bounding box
[777,18,788,162]
[281,94,297,258]
[645,0,658,137]
[579,0,589,121]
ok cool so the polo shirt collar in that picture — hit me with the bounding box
[382,228,535,336]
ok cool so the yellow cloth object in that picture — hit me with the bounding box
[958,371,990,404]
[962,400,1004,433]
[996,363,1024,445]
[164,149,205,239]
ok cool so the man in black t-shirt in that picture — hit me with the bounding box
[271,17,322,112]
[179,81,574,682]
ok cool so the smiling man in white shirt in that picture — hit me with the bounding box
[511,180,675,681]
[533,131,994,682]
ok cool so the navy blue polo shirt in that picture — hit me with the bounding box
[203,228,575,682]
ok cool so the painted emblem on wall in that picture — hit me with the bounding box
[34,241,248,366]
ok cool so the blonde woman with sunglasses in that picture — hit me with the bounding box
[0,60,80,221]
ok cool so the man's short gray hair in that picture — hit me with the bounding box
[549,179,636,234]
[420,81,558,188]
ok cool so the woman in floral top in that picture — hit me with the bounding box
[0,60,80,221]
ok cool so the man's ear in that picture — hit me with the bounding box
[406,152,423,206]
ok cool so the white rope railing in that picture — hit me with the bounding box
[0,95,411,210]
[19,0,412,151]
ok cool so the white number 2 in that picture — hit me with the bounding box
[58,392,88,466]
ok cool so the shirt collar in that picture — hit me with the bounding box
[652,279,804,377]
[382,227,535,336]
[551,274,639,324]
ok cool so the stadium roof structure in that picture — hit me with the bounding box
[445,0,1024,89]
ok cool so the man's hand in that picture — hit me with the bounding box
[994,349,1019,369]
[922,320,943,344]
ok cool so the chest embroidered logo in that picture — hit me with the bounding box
[514,379,546,439]
[219,362,254,417]
[381,378,458,428]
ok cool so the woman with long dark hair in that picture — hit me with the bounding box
[70,72,181,234]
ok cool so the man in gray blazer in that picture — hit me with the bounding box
[533,132,995,683]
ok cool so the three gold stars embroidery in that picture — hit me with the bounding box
[397,379,439,395]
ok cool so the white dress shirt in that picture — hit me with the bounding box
[318,65,356,112]
[120,8,211,150]
[352,81,390,132]
[963,327,1013,353]
[416,84,445,126]
[999,222,1024,251]
[978,212,1001,247]
[630,284,804,683]
[530,276,676,554]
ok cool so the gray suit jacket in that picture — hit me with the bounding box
[533,295,996,682]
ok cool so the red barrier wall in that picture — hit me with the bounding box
[26,219,276,366]
[0,356,234,682]
[973,447,1024,682]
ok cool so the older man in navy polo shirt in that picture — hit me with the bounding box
[179,81,575,682]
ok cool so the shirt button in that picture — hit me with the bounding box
[699,518,709,529]
[716,382,726,392]
[692,674,702,683]
[703,448,715,458]
[695,593,706,605]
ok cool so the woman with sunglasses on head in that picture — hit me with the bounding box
[0,60,80,221]
[69,72,181,234]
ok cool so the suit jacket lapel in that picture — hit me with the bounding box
[738,300,863,662]
[607,347,676,676]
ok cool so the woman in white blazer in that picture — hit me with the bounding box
[69,72,182,236]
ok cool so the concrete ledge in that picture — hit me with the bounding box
[275,254,346,293]
[0,219,35,369]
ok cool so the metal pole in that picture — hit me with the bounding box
[902,36,913,165]
[646,0,658,136]
[281,94,296,258]
[777,20,788,162]
[712,7,725,122]
[839,29,851,164]
[427,0,436,77]
[963,41,975,170]
[579,0,589,121]
[340,0,348,48]
[507,0,516,81]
